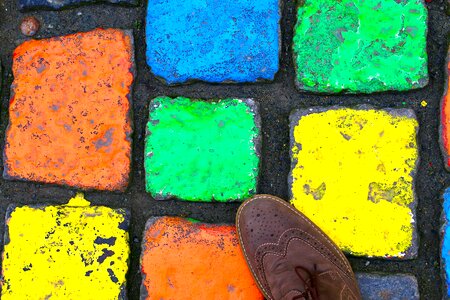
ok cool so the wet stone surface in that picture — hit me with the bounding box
[145,0,280,84]
[140,216,262,300]
[293,0,428,93]
[1,194,130,299]
[145,97,261,202]
[3,28,134,192]
[289,107,419,258]
[356,273,420,300]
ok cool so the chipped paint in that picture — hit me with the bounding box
[293,0,428,93]
[140,217,263,299]
[4,28,134,191]
[290,107,418,258]
[441,188,450,298]
[441,47,450,171]
[1,193,130,299]
[145,0,280,84]
[145,97,260,202]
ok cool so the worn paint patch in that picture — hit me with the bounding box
[1,193,130,299]
[441,47,450,171]
[293,0,428,93]
[441,188,450,298]
[140,217,263,300]
[289,107,419,258]
[4,28,134,191]
[356,273,419,300]
[145,97,260,202]
[19,0,137,10]
[145,0,280,84]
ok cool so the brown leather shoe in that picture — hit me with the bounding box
[236,194,361,300]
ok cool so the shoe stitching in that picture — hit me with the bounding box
[302,270,359,300]
[281,289,304,300]
[258,239,357,300]
[237,196,274,300]
[237,194,357,300]
[255,228,352,278]
[317,271,359,300]
[316,270,336,279]
[340,285,358,300]
[257,235,355,291]
[254,194,354,274]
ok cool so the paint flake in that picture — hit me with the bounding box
[293,0,428,93]
[145,97,260,202]
[4,28,134,191]
[140,217,263,300]
[289,107,419,258]
[145,0,280,84]
[1,193,130,300]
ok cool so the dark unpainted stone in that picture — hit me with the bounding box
[356,273,420,300]
[19,0,137,11]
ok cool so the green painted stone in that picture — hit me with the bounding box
[293,0,428,94]
[145,97,260,202]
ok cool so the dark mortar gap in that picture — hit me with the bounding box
[0,0,448,298]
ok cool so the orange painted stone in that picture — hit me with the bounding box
[140,217,263,300]
[4,28,134,191]
[441,47,450,171]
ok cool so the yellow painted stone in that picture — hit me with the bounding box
[1,193,130,299]
[290,108,418,258]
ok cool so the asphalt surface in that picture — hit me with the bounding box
[0,0,449,298]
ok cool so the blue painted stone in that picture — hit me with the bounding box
[20,0,137,11]
[442,188,450,298]
[145,0,280,84]
[356,273,419,300]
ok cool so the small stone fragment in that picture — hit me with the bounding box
[293,0,428,93]
[145,0,280,84]
[145,97,261,202]
[20,16,40,36]
[1,193,130,299]
[289,106,419,258]
[140,217,263,300]
[4,28,134,191]
[356,273,419,300]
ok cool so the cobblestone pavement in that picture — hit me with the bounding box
[0,0,449,299]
